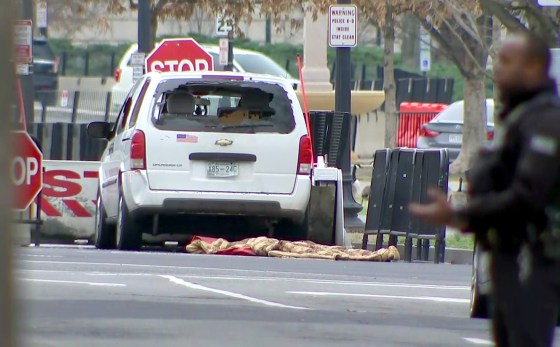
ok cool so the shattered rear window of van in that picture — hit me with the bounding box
[151,80,296,134]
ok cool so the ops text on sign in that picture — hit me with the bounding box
[12,157,39,186]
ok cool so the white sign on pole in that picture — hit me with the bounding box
[14,20,33,64]
[219,38,229,66]
[419,27,431,72]
[420,51,431,72]
[16,64,30,75]
[131,52,146,83]
[538,0,560,5]
[60,90,69,107]
[216,15,234,37]
[328,5,358,47]
[36,1,48,29]
[131,52,146,66]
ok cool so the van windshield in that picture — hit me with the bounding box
[234,53,293,79]
[152,79,296,134]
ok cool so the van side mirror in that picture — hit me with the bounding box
[87,122,112,139]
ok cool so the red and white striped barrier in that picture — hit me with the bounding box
[39,160,100,240]
[396,102,448,148]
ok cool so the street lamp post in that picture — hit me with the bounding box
[333,0,364,229]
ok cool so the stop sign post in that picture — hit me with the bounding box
[145,38,214,73]
[12,131,43,211]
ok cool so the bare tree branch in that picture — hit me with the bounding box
[479,0,526,32]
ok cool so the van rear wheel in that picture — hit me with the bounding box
[94,192,116,250]
[116,196,142,251]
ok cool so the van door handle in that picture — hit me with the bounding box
[108,143,114,154]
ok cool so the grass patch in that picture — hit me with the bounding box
[358,200,368,217]
[445,232,474,250]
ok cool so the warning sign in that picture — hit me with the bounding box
[14,20,33,64]
[328,5,358,48]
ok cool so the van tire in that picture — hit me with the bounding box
[94,192,116,249]
[116,196,142,251]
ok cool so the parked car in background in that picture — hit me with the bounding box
[33,37,59,106]
[416,99,495,161]
[89,71,312,251]
[111,43,299,109]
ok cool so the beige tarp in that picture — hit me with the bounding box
[186,236,400,262]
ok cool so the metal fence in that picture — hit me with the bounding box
[58,49,376,80]
[30,90,123,161]
[34,90,124,124]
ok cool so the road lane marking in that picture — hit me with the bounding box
[287,291,469,304]
[19,278,126,287]
[162,274,468,289]
[19,261,469,290]
[37,271,466,290]
[27,244,95,249]
[160,275,308,310]
[463,338,494,345]
[20,260,355,277]
[167,275,469,290]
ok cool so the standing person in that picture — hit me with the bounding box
[409,31,560,347]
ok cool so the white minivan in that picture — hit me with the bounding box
[88,71,312,250]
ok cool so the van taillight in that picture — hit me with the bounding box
[298,135,313,175]
[114,68,122,82]
[130,130,146,170]
[487,130,494,141]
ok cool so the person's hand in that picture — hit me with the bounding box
[409,188,465,228]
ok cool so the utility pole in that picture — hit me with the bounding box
[132,0,152,84]
[332,0,363,229]
[265,15,272,45]
[138,0,152,54]
[3,3,18,347]
[226,29,234,71]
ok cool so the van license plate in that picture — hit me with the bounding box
[207,162,239,178]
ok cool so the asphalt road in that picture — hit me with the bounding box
[14,246,560,347]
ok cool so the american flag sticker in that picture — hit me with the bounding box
[176,134,198,143]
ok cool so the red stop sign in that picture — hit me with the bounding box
[11,131,43,211]
[145,38,214,73]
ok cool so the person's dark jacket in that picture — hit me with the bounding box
[459,80,560,251]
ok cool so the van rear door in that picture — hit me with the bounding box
[145,79,303,195]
